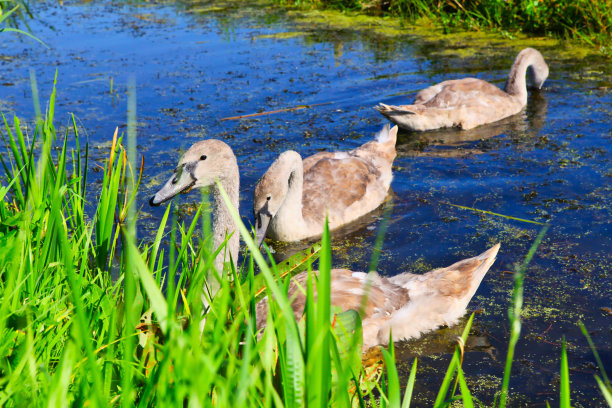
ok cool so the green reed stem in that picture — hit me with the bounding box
[498,225,549,408]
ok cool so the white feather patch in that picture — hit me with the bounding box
[375,123,391,143]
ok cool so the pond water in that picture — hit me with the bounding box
[1,1,610,405]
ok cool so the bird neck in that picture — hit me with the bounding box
[210,165,240,273]
[504,50,542,106]
[269,154,308,239]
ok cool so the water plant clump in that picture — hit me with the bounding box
[272,0,611,54]
[0,83,610,406]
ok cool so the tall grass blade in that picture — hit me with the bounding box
[498,225,549,408]
[579,321,610,388]
[457,366,475,408]
[126,76,137,236]
[401,358,417,408]
[216,179,305,405]
[310,218,332,407]
[433,313,474,407]
[368,198,393,273]
[51,196,105,406]
[123,230,169,330]
[382,337,401,408]
[560,340,571,408]
[29,68,42,123]
[0,26,47,46]
[595,376,612,407]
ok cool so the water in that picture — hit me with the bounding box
[1,1,610,405]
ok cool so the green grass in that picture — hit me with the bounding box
[0,82,610,406]
[0,1,46,45]
[274,0,611,53]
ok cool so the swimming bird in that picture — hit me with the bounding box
[256,243,500,350]
[149,139,240,273]
[375,48,549,131]
[148,137,499,349]
[253,124,398,246]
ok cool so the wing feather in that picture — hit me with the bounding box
[302,156,379,225]
[419,78,509,109]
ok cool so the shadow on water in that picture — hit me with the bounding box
[0,1,610,406]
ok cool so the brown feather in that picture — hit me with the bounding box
[302,158,377,225]
[255,269,410,328]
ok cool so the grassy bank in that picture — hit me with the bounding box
[0,80,610,406]
[273,0,611,54]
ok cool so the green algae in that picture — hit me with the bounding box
[183,0,608,61]
[187,6,229,14]
[253,31,309,40]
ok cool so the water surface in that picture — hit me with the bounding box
[0,1,610,406]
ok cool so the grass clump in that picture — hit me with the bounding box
[0,0,41,43]
[274,0,611,53]
[0,78,403,406]
[0,80,610,407]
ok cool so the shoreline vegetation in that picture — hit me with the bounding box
[270,0,611,55]
[0,73,610,405]
[3,0,610,57]
[0,2,610,406]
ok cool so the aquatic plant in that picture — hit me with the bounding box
[273,0,611,53]
[0,81,609,407]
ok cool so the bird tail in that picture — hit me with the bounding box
[425,243,500,307]
[374,122,398,146]
[377,243,500,346]
[375,103,418,116]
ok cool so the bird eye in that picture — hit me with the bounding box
[200,155,207,161]
[266,195,271,201]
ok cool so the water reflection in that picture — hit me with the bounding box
[394,317,497,362]
[266,199,391,268]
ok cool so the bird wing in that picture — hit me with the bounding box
[417,78,509,109]
[287,269,410,319]
[302,151,336,174]
[255,269,410,334]
[301,155,381,226]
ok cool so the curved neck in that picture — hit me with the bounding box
[210,165,240,273]
[270,155,308,238]
[504,50,540,106]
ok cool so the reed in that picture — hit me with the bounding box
[275,0,611,53]
[0,0,46,45]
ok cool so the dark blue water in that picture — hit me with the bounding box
[1,1,610,405]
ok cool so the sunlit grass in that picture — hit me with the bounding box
[275,0,611,53]
[0,1,47,46]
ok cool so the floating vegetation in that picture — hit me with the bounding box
[269,0,611,55]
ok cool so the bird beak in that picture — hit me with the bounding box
[254,205,272,248]
[149,168,196,207]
